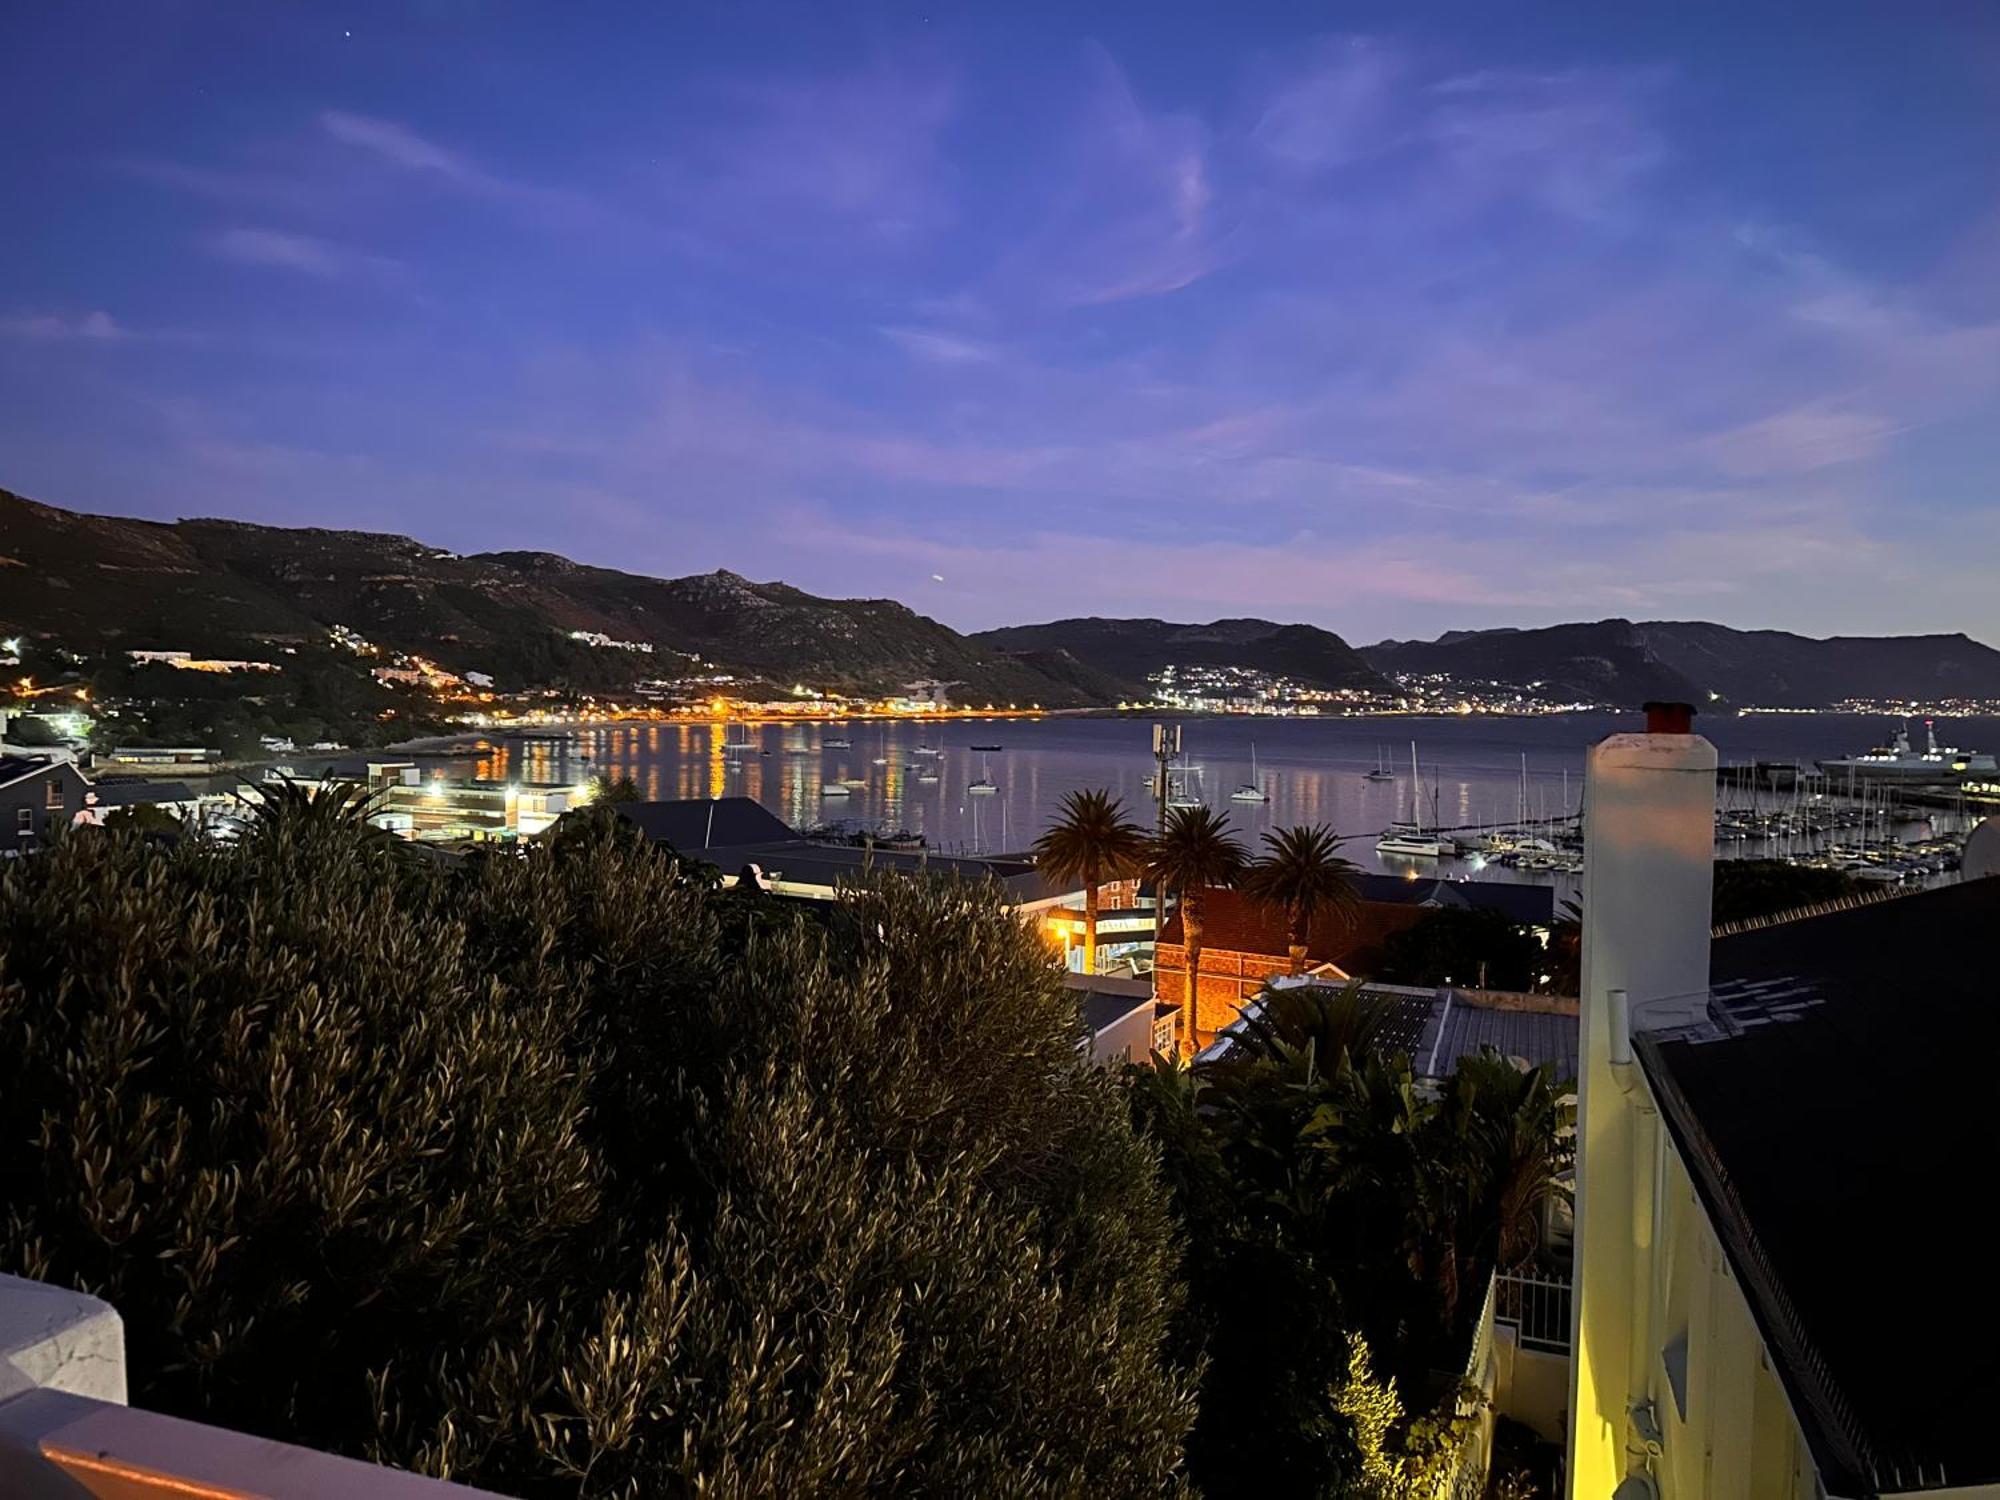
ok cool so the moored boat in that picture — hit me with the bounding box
[1819,719,1996,783]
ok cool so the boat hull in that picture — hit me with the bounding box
[1815,758,1995,783]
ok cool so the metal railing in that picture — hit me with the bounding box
[1495,1268,1573,1355]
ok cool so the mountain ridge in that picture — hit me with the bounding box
[1358,618,2000,707]
[10,487,1998,710]
[970,616,1391,697]
[0,488,1109,706]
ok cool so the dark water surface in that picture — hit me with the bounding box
[445,712,1995,886]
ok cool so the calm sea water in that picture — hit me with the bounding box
[445,712,1995,888]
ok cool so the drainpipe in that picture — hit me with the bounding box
[1610,986,1666,1484]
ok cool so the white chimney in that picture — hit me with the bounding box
[1567,702,1716,1498]
[1581,700,1715,1015]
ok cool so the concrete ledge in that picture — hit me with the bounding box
[0,1274,125,1404]
[0,1387,508,1499]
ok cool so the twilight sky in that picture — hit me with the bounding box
[4,3,1999,642]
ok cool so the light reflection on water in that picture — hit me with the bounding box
[440,711,1996,892]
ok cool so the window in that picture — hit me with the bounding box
[46,779,65,809]
[16,807,32,835]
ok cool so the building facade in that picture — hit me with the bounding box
[0,755,92,855]
[1567,706,2000,1499]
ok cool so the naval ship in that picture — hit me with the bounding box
[1818,718,1996,783]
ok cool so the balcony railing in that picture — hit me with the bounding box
[1495,1267,1573,1355]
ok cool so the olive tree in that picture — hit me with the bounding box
[0,807,1194,1497]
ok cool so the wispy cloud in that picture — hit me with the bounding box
[657,55,959,249]
[991,47,1218,307]
[320,111,469,177]
[877,326,998,365]
[1249,35,1403,172]
[207,227,402,280]
[1704,402,1905,476]
[316,109,604,231]
[0,310,129,342]
[1423,68,1668,220]
[129,109,610,243]
[19,20,2000,644]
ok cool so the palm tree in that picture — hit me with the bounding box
[1145,805,1245,1057]
[1241,823,1362,974]
[1032,789,1148,976]
[1220,977,1395,1072]
[588,773,643,804]
[236,777,414,866]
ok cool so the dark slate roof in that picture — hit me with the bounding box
[717,840,1072,905]
[1203,977,1574,1080]
[1349,872,1557,924]
[614,797,798,851]
[1635,878,2000,1495]
[0,754,67,788]
[88,780,198,807]
[1416,996,1577,1081]
[1064,974,1155,1037]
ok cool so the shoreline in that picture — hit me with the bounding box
[378,704,1721,753]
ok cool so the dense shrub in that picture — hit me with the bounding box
[1130,983,1571,1499]
[0,808,1194,1496]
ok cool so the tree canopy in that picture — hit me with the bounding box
[1241,824,1362,973]
[1129,981,1571,1498]
[0,806,1194,1497]
[1033,788,1149,976]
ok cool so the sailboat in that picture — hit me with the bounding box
[1363,745,1394,782]
[1231,742,1271,803]
[1376,741,1448,857]
[968,753,998,796]
[720,721,756,756]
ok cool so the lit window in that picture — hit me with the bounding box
[46,780,65,809]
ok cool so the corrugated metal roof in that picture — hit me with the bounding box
[1418,999,1577,1080]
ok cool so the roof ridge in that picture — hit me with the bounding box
[1709,882,1911,939]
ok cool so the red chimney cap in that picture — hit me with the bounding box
[1643,701,1695,734]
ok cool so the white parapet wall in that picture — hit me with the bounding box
[0,1273,126,1404]
[0,1271,505,1498]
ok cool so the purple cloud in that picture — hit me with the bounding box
[657,54,960,248]
[207,227,401,280]
[9,13,1998,644]
[1,310,129,341]
[319,111,468,177]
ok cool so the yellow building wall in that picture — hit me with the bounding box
[1572,1068,1818,1500]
